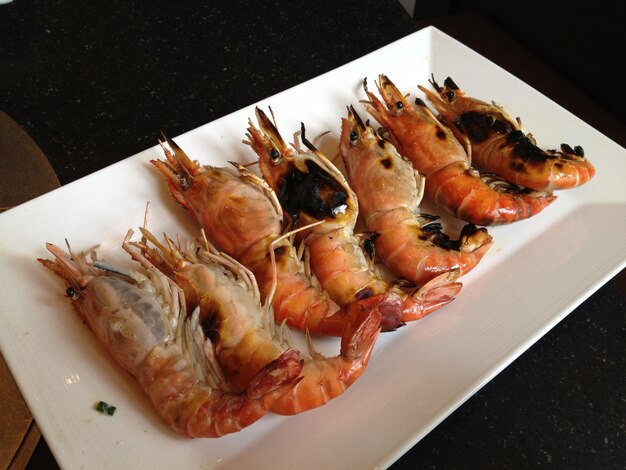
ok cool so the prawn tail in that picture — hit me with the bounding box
[246,349,303,401]
[269,300,382,416]
[219,351,302,435]
[342,297,384,359]
[516,191,558,221]
[136,347,272,438]
[401,270,463,322]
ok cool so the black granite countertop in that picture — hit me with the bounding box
[2,1,625,468]
[2,0,418,185]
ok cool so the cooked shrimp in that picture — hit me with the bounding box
[419,76,595,191]
[339,106,493,286]
[130,228,383,415]
[151,138,352,336]
[129,228,301,392]
[364,75,557,225]
[245,107,462,323]
[38,233,300,438]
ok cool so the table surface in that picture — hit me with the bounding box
[1,1,624,468]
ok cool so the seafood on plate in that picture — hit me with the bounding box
[245,107,462,323]
[339,105,493,286]
[419,76,595,191]
[151,138,360,336]
[364,74,557,225]
[131,228,383,415]
[37,232,300,438]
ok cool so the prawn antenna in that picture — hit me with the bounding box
[267,220,325,306]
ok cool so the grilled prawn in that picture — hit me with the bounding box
[131,228,301,392]
[151,138,355,336]
[340,106,493,286]
[246,107,462,323]
[364,75,557,225]
[38,232,300,437]
[420,76,595,191]
[132,229,383,416]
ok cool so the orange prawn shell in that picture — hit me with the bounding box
[306,227,393,306]
[179,167,283,260]
[365,76,469,177]
[420,79,595,191]
[339,117,419,216]
[427,161,557,225]
[368,208,492,281]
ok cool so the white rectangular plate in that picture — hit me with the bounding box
[1,27,625,469]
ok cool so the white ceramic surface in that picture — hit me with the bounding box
[1,27,625,469]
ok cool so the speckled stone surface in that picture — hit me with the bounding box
[2,0,417,184]
[2,1,625,469]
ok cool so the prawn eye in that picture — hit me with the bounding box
[445,91,455,102]
[270,148,281,161]
[395,101,403,110]
[66,287,77,299]
[349,130,358,143]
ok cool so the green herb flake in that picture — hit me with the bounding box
[95,401,116,416]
